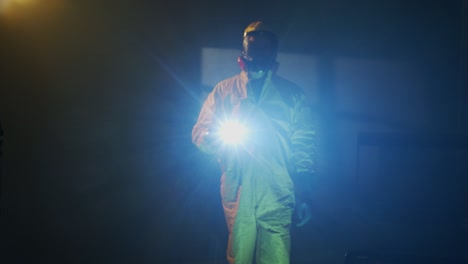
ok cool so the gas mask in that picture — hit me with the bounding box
[238,30,278,74]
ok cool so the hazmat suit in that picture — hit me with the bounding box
[192,21,316,264]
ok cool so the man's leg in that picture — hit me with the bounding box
[255,200,293,264]
[222,186,257,264]
[255,222,291,264]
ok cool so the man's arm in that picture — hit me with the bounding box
[290,93,316,226]
[291,93,317,194]
[192,89,219,155]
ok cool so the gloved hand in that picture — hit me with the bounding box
[204,130,217,144]
[199,130,220,155]
[291,172,313,227]
[295,199,312,227]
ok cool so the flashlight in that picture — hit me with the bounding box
[218,120,248,146]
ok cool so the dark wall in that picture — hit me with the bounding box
[0,0,465,263]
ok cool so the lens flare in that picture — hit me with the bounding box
[218,120,248,145]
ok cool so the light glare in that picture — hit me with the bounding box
[219,120,248,145]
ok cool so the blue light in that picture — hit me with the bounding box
[218,120,248,146]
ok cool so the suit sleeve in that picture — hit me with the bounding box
[290,92,317,198]
[192,88,219,155]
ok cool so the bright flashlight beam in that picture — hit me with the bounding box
[218,120,248,145]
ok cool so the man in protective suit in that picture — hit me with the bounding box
[192,21,316,264]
